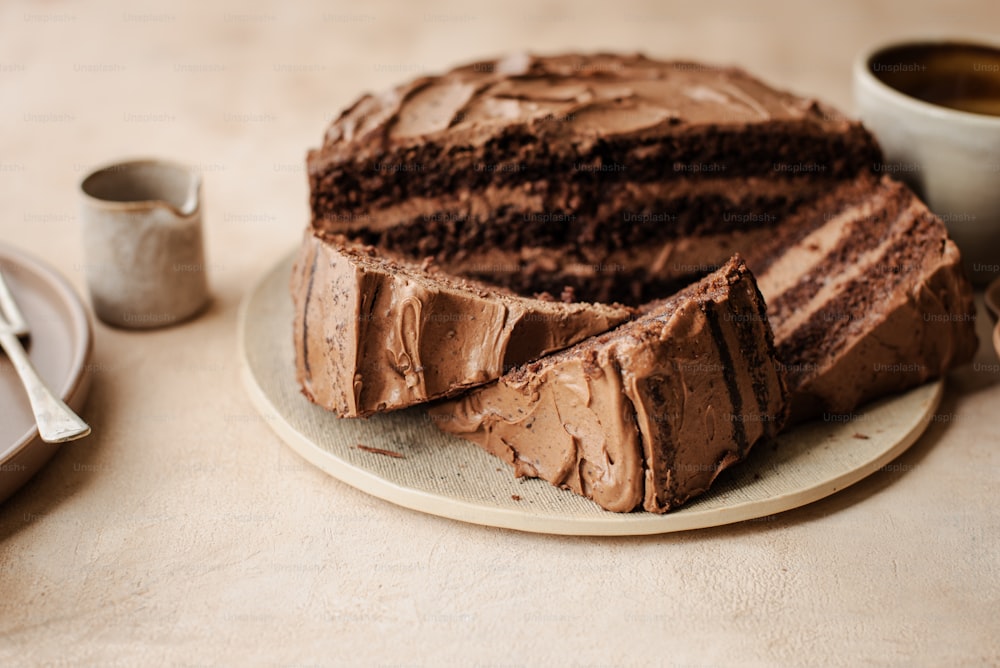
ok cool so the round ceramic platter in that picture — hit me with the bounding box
[0,244,93,503]
[238,253,942,536]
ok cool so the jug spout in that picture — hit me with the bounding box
[178,172,201,217]
[80,158,201,218]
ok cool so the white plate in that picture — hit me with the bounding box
[238,252,942,536]
[0,244,93,503]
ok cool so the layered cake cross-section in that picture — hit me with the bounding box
[428,256,788,513]
[307,52,882,304]
[744,175,978,420]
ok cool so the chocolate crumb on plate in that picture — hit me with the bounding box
[356,444,406,459]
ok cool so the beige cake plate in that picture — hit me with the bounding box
[238,253,942,536]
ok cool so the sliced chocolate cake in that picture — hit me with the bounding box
[744,175,978,420]
[294,52,979,513]
[429,256,788,513]
[307,53,881,303]
[291,232,633,417]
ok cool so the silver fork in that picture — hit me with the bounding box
[0,269,91,443]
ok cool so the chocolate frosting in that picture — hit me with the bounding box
[438,340,646,511]
[291,232,633,417]
[310,53,853,167]
[430,256,788,513]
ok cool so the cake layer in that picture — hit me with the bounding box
[429,256,788,513]
[291,232,633,417]
[310,123,872,218]
[350,225,777,305]
[316,176,821,238]
[744,175,978,420]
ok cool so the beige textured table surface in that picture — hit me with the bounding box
[1,1,998,665]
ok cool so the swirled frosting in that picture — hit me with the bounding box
[313,52,851,163]
[430,256,788,513]
[291,232,633,417]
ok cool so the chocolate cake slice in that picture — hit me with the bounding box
[744,175,978,420]
[307,52,881,303]
[429,256,788,513]
[291,232,633,417]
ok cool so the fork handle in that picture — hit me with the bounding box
[0,331,91,443]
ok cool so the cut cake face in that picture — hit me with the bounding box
[307,53,881,305]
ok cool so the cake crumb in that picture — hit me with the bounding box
[853,433,870,440]
[356,444,406,459]
[511,494,522,501]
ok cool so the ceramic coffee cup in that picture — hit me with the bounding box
[80,159,209,328]
[854,38,1000,285]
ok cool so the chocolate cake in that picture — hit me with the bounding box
[744,174,978,420]
[293,52,979,512]
[429,256,788,513]
[307,52,881,303]
[291,232,633,417]
[302,53,976,421]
